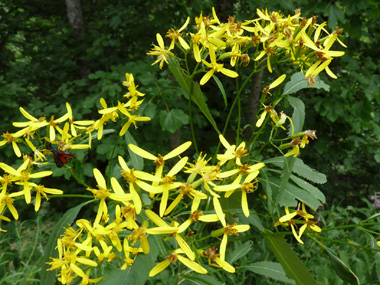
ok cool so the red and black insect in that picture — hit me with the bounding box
[50,149,75,168]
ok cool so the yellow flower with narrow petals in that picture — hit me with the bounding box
[200,44,238,85]
[147,33,174,69]
[149,250,207,277]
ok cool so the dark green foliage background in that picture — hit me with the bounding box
[0,0,380,283]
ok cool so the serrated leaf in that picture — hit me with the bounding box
[312,238,360,284]
[240,262,296,284]
[125,131,144,170]
[181,273,222,285]
[260,169,274,215]
[159,108,189,133]
[228,241,253,264]
[168,58,220,133]
[289,175,326,204]
[277,156,296,204]
[212,75,227,108]
[264,157,327,184]
[293,158,327,184]
[266,176,321,209]
[239,212,265,232]
[40,200,94,284]
[287,96,305,134]
[265,235,318,285]
[283,72,330,95]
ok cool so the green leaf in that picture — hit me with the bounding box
[240,261,296,284]
[125,131,144,170]
[311,238,360,284]
[289,175,326,204]
[228,241,253,264]
[268,177,321,210]
[159,108,189,133]
[40,200,94,285]
[239,212,265,232]
[168,58,220,134]
[265,235,318,285]
[283,72,330,95]
[293,158,327,184]
[98,235,162,285]
[277,156,296,205]
[374,153,380,163]
[265,157,327,184]
[212,75,227,108]
[181,273,222,285]
[287,96,305,134]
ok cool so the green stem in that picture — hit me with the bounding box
[188,75,199,153]
[107,134,121,186]
[309,235,380,252]
[67,166,91,188]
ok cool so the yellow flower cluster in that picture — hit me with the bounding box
[275,202,322,244]
[44,133,265,282]
[147,7,345,86]
[0,73,149,233]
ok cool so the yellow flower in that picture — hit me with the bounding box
[65,102,94,137]
[149,250,207,277]
[147,33,174,69]
[0,129,30,157]
[166,17,190,50]
[177,210,219,234]
[217,223,250,261]
[123,73,145,98]
[214,168,262,217]
[0,159,53,204]
[121,238,142,270]
[128,221,150,254]
[278,203,316,244]
[25,139,46,163]
[200,44,238,85]
[128,141,191,198]
[28,183,63,211]
[0,190,22,220]
[164,182,207,216]
[201,246,235,273]
[145,209,195,260]
[217,134,248,166]
[119,113,151,136]
[12,107,48,130]
[47,111,70,142]
[262,74,286,96]
[87,168,133,226]
[0,214,11,232]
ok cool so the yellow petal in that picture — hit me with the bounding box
[149,259,171,277]
[220,233,228,261]
[177,255,207,274]
[213,197,226,227]
[256,110,267,128]
[128,144,157,160]
[93,168,107,189]
[215,257,235,273]
[220,68,239,78]
[167,157,188,177]
[200,69,214,85]
[242,191,249,217]
[145,209,168,227]
[279,212,298,223]
[164,141,192,160]
[175,234,195,260]
[269,74,286,89]
[146,227,178,235]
